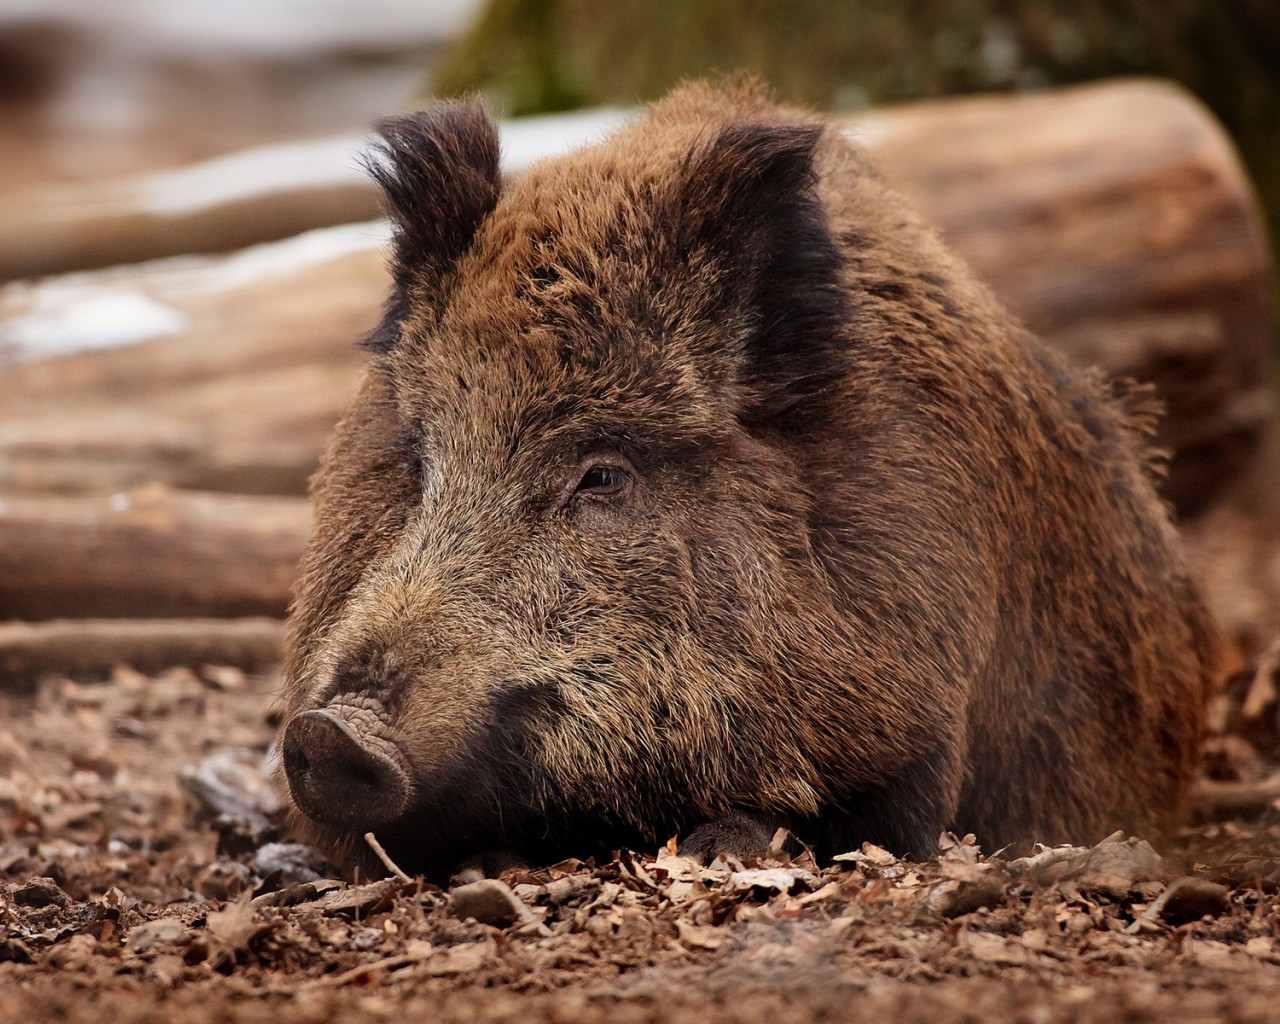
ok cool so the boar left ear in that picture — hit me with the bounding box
[364,101,501,332]
[670,122,847,425]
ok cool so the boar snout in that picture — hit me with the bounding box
[283,709,411,832]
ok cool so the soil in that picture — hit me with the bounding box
[2,663,1280,1023]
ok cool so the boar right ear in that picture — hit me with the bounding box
[363,101,501,338]
[666,121,848,426]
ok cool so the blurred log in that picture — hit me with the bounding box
[0,486,309,620]
[0,137,381,283]
[0,618,285,690]
[1193,771,1280,818]
[0,110,634,282]
[1181,422,1280,661]
[0,79,1273,517]
[860,79,1275,515]
[0,224,386,495]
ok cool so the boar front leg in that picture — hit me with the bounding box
[678,812,779,864]
[448,849,532,886]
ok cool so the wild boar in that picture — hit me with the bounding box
[279,80,1219,880]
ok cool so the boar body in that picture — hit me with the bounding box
[281,81,1218,879]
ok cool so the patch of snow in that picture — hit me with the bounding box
[842,115,896,151]
[500,108,638,173]
[0,221,390,364]
[177,220,390,294]
[130,109,637,218]
[135,135,370,217]
[0,290,187,364]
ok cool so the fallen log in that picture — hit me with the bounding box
[0,618,285,690]
[1192,771,1280,818]
[861,79,1275,514]
[0,485,309,620]
[0,109,636,282]
[0,80,1272,516]
[0,224,384,495]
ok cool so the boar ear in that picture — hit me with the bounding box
[364,100,501,329]
[671,122,847,425]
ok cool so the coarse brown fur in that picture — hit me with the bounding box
[280,79,1220,881]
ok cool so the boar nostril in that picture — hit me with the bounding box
[282,709,410,831]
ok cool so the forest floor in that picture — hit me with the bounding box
[2,664,1280,1023]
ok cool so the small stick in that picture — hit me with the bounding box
[1192,771,1280,814]
[1242,636,1280,720]
[364,831,413,883]
[320,952,422,988]
[0,617,285,692]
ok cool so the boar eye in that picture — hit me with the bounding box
[573,464,631,499]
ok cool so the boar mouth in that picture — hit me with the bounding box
[282,684,638,881]
[282,707,412,833]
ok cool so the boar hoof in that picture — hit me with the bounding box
[449,849,532,887]
[282,709,409,831]
[679,813,776,864]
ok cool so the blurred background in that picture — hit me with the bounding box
[2,3,1280,987]
[0,0,1278,704]
[440,0,1280,253]
[2,1,1277,253]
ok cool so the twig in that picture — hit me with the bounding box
[1242,635,1280,720]
[1127,877,1192,933]
[364,831,413,883]
[1193,771,1280,815]
[227,948,431,997]
[1006,832,1125,879]
[319,952,423,988]
[0,617,285,692]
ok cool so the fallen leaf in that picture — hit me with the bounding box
[959,930,1035,966]
[675,919,724,951]
[126,917,191,952]
[205,895,274,965]
[421,940,493,977]
[726,868,818,896]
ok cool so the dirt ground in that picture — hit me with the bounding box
[2,664,1280,1023]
